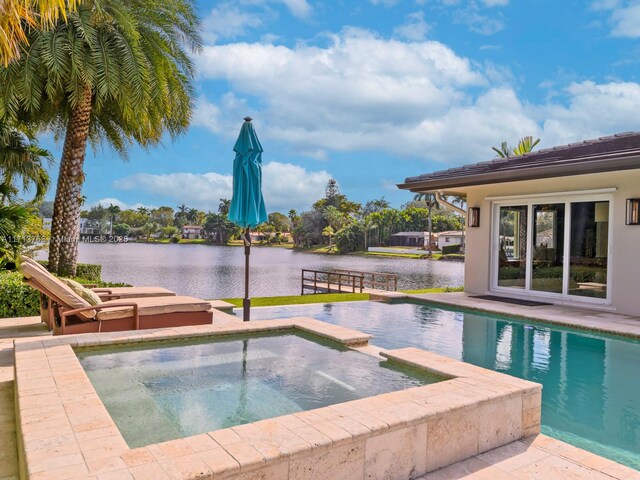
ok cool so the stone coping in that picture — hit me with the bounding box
[372,291,640,339]
[13,318,541,479]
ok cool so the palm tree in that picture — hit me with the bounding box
[218,198,231,217]
[0,0,80,65]
[0,122,52,205]
[137,206,150,216]
[413,192,439,256]
[492,136,540,158]
[107,204,120,235]
[0,0,202,276]
[186,207,199,224]
[0,184,32,266]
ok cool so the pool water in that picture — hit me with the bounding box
[243,301,640,469]
[76,331,441,448]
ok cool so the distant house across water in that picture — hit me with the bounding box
[182,225,203,239]
[436,231,465,250]
[388,231,437,249]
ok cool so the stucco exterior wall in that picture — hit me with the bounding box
[462,168,640,316]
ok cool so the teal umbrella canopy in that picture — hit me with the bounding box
[228,117,268,228]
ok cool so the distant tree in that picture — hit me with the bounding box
[113,224,131,236]
[268,212,291,233]
[363,197,390,216]
[86,205,108,234]
[152,207,175,227]
[322,225,335,248]
[218,198,231,217]
[159,225,179,239]
[107,204,121,235]
[141,222,159,242]
[38,200,54,218]
[137,206,150,216]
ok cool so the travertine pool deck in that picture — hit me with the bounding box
[370,291,640,339]
[0,310,637,479]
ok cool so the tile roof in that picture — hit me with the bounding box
[398,132,640,192]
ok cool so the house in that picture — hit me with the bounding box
[388,231,437,248]
[182,225,203,239]
[79,218,97,235]
[436,230,465,250]
[398,132,640,316]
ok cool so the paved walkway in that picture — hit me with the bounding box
[420,435,639,480]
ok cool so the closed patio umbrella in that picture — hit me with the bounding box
[228,117,268,321]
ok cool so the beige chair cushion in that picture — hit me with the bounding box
[20,259,96,320]
[96,287,176,299]
[96,296,212,321]
[61,278,103,306]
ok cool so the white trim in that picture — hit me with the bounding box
[485,187,617,201]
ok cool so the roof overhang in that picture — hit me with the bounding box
[398,152,640,193]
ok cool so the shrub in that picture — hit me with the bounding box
[441,244,461,255]
[334,223,365,254]
[38,260,102,281]
[0,271,40,318]
[170,235,180,243]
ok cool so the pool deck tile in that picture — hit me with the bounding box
[420,435,638,480]
[395,292,640,338]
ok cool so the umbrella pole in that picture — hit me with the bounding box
[243,227,251,322]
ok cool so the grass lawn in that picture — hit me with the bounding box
[220,292,370,307]
[400,286,464,294]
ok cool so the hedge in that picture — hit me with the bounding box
[0,271,40,318]
[37,260,102,281]
[1,265,130,318]
[441,244,462,255]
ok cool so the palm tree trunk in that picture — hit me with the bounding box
[428,206,433,256]
[48,88,92,276]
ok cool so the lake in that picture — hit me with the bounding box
[59,243,464,299]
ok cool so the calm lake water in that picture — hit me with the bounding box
[61,243,464,299]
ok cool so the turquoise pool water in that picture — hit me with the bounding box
[76,331,440,448]
[243,300,640,469]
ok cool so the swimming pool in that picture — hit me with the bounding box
[242,300,640,469]
[77,331,441,448]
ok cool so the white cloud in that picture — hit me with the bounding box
[369,0,400,6]
[610,4,640,37]
[538,81,640,145]
[114,162,331,212]
[93,198,154,210]
[193,29,640,165]
[453,8,504,35]
[481,0,509,6]
[202,4,262,43]
[276,0,312,18]
[591,1,640,38]
[394,11,430,41]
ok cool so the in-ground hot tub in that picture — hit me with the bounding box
[14,318,542,479]
[76,331,442,448]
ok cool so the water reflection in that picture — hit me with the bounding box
[247,301,640,468]
[46,243,464,298]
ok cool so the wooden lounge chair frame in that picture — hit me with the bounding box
[25,276,212,335]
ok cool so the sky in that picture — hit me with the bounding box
[40,0,640,213]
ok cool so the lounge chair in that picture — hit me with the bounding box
[20,257,178,328]
[20,258,213,335]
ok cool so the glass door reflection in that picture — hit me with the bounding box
[569,201,609,299]
[531,203,565,294]
[498,205,528,289]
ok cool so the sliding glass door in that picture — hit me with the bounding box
[498,206,528,289]
[531,203,565,294]
[493,196,611,304]
[568,201,609,300]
